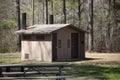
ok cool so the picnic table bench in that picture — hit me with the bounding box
[0,64,71,80]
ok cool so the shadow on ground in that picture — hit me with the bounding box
[84,58,100,60]
[65,64,120,80]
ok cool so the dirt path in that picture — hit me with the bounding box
[76,52,120,65]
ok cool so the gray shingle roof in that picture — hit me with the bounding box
[16,24,85,34]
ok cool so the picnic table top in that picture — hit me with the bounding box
[0,64,71,68]
[0,76,74,79]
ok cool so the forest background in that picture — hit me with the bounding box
[0,0,120,53]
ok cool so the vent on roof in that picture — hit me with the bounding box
[49,15,54,24]
[22,13,27,30]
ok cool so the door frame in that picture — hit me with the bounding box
[71,33,79,59]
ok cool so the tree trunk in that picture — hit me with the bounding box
[16,0,21,51]
[45,0,48,24]
[51,0,53,14]
[63,0,66,23]
[107,0,117,52]
[32,0,34,25]
[108,0,111,38]
[78,0,81,27]
[88,0,94,51]
[106,0,112,52]
[43,1,45,24]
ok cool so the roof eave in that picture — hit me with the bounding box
[15,31,51,35]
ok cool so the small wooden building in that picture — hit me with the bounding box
[16,24,85,62]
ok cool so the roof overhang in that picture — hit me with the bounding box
[15,24,87,35]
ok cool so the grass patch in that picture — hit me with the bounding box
[64,63,120,80]
[0,53,21,64]
[0,53,120,80]
[0,56,21,64]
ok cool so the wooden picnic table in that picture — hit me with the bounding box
[0,64,70,78]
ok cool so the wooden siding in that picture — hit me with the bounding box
[21,34,52,62]
[53,27,80,61]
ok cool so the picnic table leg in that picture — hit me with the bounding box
[21,67,24,72]
[0,68,3,77]
[58,66,65,80]
[21,67,25,77]
[6,67,10,72]
[59,67,62,76]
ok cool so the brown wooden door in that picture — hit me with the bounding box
[71,33,79,59]
[52,33,57,61]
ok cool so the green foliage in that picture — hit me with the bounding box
[0,18,16,30]
[67,0,77,8]
[0,17,17,53]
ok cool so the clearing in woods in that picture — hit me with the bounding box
[0,52,120,80]
[1,52,120,64]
